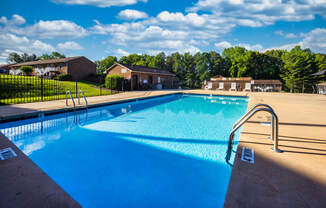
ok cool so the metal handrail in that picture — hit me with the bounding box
[78,90,88,109]
[233,103,275,141]
[225,107,282,164]
[65,91,75,110]
[233,104,274,128]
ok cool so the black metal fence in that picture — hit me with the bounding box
[0,74,125,105]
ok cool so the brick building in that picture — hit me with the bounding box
[106,63,178,90]
[205,76,282,92]
[9,56,96,80]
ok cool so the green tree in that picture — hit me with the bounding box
[40,52,65,60]
[182,53,196,88]
[119,54,142,66]
[208,51,226,77]
[166,52,183,76]
[20,66,33,76]
[222,47,248,77]
[314,53,326,72]
[7,52,23,63]
[7,52,39,63]
[194,52,210,88]
[96,56,117,74]
[281,46,315,93]
[152,52,166,69]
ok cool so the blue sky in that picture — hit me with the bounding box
[1,0,326,64]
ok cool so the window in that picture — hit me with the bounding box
[121,68,127,73]
[158,76,161,83]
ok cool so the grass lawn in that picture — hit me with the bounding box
[0,75,115,104]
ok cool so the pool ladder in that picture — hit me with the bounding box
[78,90,88,110]
[66,91,75,110]
[65,90,88,110]
[225,104,282,164]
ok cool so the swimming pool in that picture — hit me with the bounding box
[0,94,248,208]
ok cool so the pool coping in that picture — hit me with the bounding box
[0,92,248,123]
[0,132,81,208]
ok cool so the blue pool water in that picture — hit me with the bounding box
[0,94,248,208]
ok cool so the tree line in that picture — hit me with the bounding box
[6,46,326,93]
[96,46,326,93]
[7,51,66,64]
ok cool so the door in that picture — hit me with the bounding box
[132,74,138,90]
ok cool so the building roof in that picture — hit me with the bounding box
[211,76,252,81]
[311,70,326,76]
[317,82,326,86]
[252,80,282,85]
[108,63,176,76]
[10,56,84,67]
[0,64,13,69]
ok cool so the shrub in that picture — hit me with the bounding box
[105,74,124,90]
[57,74,72,81]
[82,74,105,84]
[19,66,33,76]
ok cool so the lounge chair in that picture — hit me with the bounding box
[217,82,224,90]
[243,83,251,92]
[264,86,273,92]
[312,85,317,94]
[205,82,213,90]
[255,86,264,92]
[229,82,237,91]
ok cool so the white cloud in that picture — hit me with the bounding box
[118,9,148,20]
[266,28,326,53]
[215,41,232,49]
[265,43,298,52]
[285,33,297,39]
[0,49,21,64]
[0,14,25,25]
[238,43,263,51]
[275,30,297,39]
[215,41,263,51]
[215,28,326,54]
[116,48,129,56]
[0,15,87,39]
[299,28,326,53]
[274,30,284,36]
[51,0,147,8]
[57,41,83,50]
[90,10,235,55]
[157,11,206,27]
[91,19,205,55]
[21,20,87,39]
[0,16,7,24]
[11,14,26,25]
[0,33,55,63]
[31,40,55,51]
[0,33,29,46]
[188,0,326,27]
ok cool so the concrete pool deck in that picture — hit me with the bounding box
[0,90,325,207]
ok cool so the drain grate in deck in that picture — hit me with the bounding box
[0,147,17,160]
[241,147,254,164]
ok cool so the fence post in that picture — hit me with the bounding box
[41,76,44,101]
[75,80,78,98]
[110,77,112,94]
[100,76,102,96]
